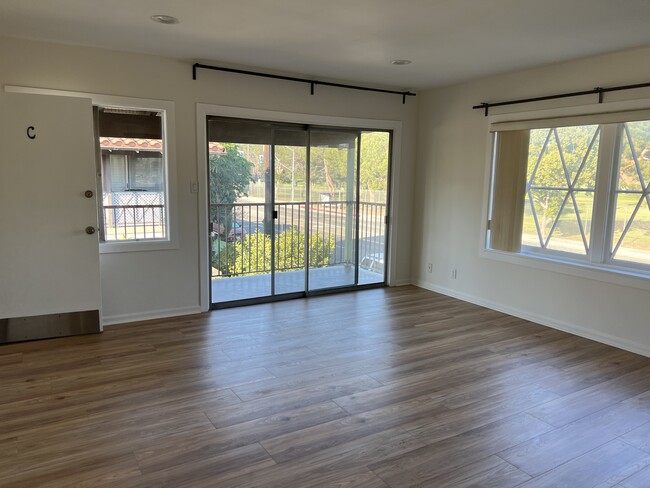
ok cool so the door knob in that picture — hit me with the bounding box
[85,226,96,235]
[84,190,94,198]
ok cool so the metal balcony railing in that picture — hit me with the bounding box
[210,201,386,277]
[102,191,166,241]
[103,205,166,240]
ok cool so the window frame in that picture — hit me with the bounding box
[481,98,650,291]
[95,99,177,253]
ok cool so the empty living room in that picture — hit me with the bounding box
[2,1,650,486]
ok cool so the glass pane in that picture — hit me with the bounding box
[524,125,597,256]
[522,196,542,247]
[573,128,599,190]
[555,125,599,184]
[208,119,268,303]
[98,108,166,241]
[612,196,650,265]
[359,131,390,285]
[529,129,566,188]
[575,191,595,247]
[611,120,650,267]
[618,127,644,191]
[108,155,127,191]
[529,189,567,245]
[628,121,650,186]
[612,193,642,254]
[527,128,550,178]
[274,129,308,295]
[130,156,163,191]
[308,130,358,291]
[546,192,593,255]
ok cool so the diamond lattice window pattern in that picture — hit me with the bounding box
[524,126,600,255]
[611,121,650,262]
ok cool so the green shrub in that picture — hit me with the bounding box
[230,230,334,275]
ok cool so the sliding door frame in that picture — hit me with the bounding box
[197,103,402,312]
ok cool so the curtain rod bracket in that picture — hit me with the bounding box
[310,82,315,96]
[594,87,604,104]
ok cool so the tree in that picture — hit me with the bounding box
[209,144,254,231]
[238,143,267,182]
[618,122,650,190]
[209,144,254,274]
[360,132,390,193]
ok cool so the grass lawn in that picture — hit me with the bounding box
[522,192,650,252]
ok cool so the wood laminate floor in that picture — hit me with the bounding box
[2,286,650,487]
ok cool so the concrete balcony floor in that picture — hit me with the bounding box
[212,264,384,303]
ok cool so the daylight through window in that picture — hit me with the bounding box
[95,107,168,241]
[488,115,650,271]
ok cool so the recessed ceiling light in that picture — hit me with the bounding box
[391,59,412,66]
[150,15,179,25]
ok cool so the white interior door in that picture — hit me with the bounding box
[0,92,101,339]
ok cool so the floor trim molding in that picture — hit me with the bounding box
[102,306,203,326]
[414,280,650,358]
[394,279,412,286]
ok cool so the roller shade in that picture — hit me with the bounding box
[207,116,307,146]
[310,129,358,148]
[490,108,650,132]
[207,116,359,147]
[98,109,162,139]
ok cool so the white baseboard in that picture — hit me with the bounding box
[102,306,203,326]
[413,280,650,359]
[393,279,413,286]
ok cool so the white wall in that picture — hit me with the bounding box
[413,45,650,357]
[0,36,418,323]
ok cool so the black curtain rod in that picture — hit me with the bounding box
[192,63,417,104]
[473,81,650,116]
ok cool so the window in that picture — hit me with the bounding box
[611,120,650,264]
[488,114,650,272]
[523,125,600,255]
[95,107,169,242]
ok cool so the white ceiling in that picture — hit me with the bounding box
[2,0,650,90]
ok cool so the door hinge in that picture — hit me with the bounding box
[385,215,389,225]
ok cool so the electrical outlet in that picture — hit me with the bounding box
[427,263,433,273]
[452,268,457,279]
[190,181,199,194]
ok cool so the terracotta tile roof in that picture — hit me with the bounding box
[100,137,162,151]
[99,138,226,154]
[209,142,226,154]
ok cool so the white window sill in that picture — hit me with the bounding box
[100,239,178,254]
[481,248,650,292]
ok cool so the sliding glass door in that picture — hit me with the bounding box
[359,131,390,285]
[208,116,391,307]
[208,118,305,303]
[273,127,308,295]
[308,129,359,290]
